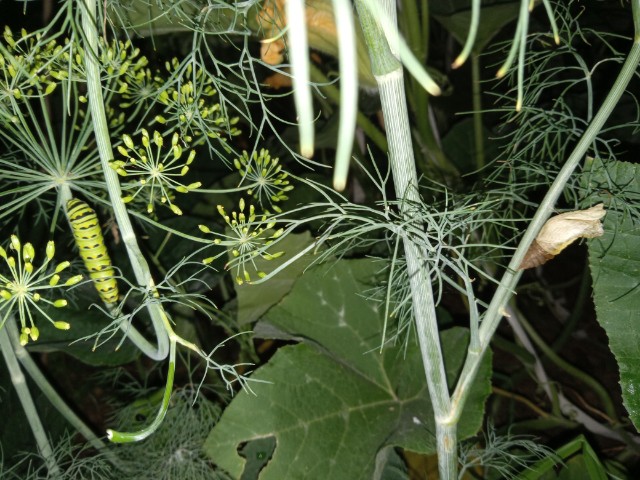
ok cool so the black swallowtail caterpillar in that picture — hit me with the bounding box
[67,199,119,304]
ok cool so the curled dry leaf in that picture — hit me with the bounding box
[518,203,606,270]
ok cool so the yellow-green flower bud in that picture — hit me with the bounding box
[33,293,41,301]
[55,261,70,273]
[44,82,57,95]
[29,326,39,342]
[20,332,29,346]
[23,243,35,262]
[54,321,70,330]
[65,275,83,286]
[49,274,60,286]
[10,235,20,252]
[25,262,33,274]
[46,241,55,260]
[0,246,5,258]
[0,290,12,301]
[53,299,67,308]
[123,134,134,149]
[170,204,183,215]
[198,225,211,233]
[153,130,163,147]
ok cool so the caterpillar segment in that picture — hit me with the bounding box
[67,199,119,304]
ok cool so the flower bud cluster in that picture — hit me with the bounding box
[0,236,80,345]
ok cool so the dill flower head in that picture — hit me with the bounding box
[0,236,82,345]
[234,149,293,213]
[155,59,240,151]
[110,129,201,216]
[198,199,284,285]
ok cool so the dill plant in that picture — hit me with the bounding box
[0,0,276,475]
[0,0,639,478]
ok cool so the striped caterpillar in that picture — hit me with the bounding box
[67,199,119,304]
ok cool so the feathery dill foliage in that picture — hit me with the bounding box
[0,433,116,480]
[276,161,505,348]
[458,424,558,479]
[110,388,228,480]
[0,22,241,226]
[483,2,635,221]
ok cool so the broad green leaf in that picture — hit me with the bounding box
[204,259,492,478]
[235,231,315,325]
[585,158,640,432]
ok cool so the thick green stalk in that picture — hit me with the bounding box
[355,0,455,477]
[449,2,640,424]
[79,0,168,361]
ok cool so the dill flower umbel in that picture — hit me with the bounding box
[234,149,293,212]
[199,199,284,285]
[110,129,201,216]
[0,236,82,345]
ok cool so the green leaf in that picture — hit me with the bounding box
[27,302,139,366]
[585,158,640,432]
[235,231,315,325]
[204,259,492,478]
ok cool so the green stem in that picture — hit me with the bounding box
[355,1,455,477]
[7,319,114,457]
[0,321,61,476]
[471,53,485,169]
[107,339,176,443]
[449,10,640,423]
[79,0,169,361]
